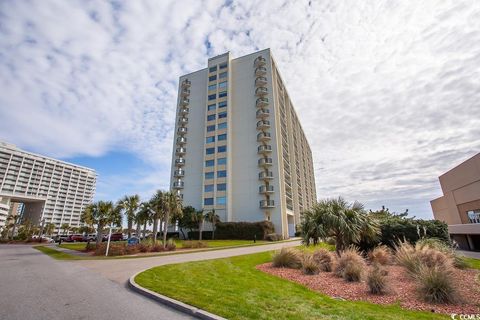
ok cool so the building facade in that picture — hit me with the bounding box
[430,152,480,251]
[170,49,317,238]
[0,142,96,232]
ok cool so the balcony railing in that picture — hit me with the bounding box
[467,211,480,224]
[258,145,272,154]
[259,171,274,179]
[260,200,275,208]
[256,97,269,108]
[257,132,271,141]
[179,108,189,115]
[256,120,270,130]
[178,127,187,134]
[259,185,274,194]
[254,56,266,67]
[175,158,185,166]
[181,79,191,88]
[175,147,186,155]
[255,67,267,76]
[181,98,190,106]
[178,117,188,124]
[256,109,270,119]
[258,158,273,167]
[181,89,190,97]
[173,181,184,189]
[255,87,268,96]
[174,170,185,177]
[176,137,187,145]
[255,77,267,87]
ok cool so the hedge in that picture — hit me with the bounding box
[188,231,213,240]
[214,221,275,240]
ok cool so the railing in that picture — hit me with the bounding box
[175,158,185,165]
[259,171,274,179]
[175,147,186,155]
[258,158,273,166]
[256,97,269,107]
[256,109,270,118]
[177,137,187,144]
[178,127,187,134]
[256,120,270,129]
[255,77,267,86]
[254,56,266,67]
[260,200,275,208]
[178,117,188,124]
[259,185,274,193]
[179,108,189,115]
[181,99,190,106]
[258,145,272,153]
[181,79,191,87]
[257,132,271,141]
[255,87,268,96]
[255,67,267,76]
[174,170,185,177]
[467,211,480,223]
[173,181,184,188]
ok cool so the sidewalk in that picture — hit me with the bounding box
[457,250,480,259]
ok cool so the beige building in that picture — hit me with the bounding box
[0,141,96,232]
[430,152,480,251]
[170,49,317,238]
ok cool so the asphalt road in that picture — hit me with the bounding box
[0,245,193,320]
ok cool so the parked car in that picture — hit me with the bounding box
[86,234,97,241]
[55,235,70,243]
[31,235,55,243]
[102,233,124,242]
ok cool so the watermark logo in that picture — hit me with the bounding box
[451,314,480,320]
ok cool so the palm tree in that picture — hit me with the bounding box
[81,201,122,246]
[44,222,56,236]
[193,209,205,241]
[119,194,140,238]
[300,197,380,255]
[178,206,196,239]
[162,191,182,248]
[61,223,70,235]
[149,190,167,242]
[205,209,220,240]
[5,213,17,239]
[137,202,152,239]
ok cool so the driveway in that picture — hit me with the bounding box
[0,245,193,320]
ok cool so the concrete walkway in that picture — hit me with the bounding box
[457,250,480,259]
[74,240,301,283]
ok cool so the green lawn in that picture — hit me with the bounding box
[463,257,480,270]
[135,252,446,320]
[34,245,82,260]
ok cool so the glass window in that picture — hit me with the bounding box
[205,172,214,179]
[217,183,227,191]
[207,125,215,132]
[218,122,227,129]
[204,198,214,205]
[218,112,227,119]
[208,94,216,101]
[209,75,217,81]
[217,196,226,205]
[218,134,227,141]
[217,157,227,165]
[206,147,215,155]
[204,184,214,192]
[207,104,216,111]
[206,136,215,143]
[205,160,214,167]
[219,91,227,98]
[219,63,227,69]
[209,66,217,72]
[218,101,227,108]
[219,72,227,79]
[218,145,226,153]
[217,170,227,178]
[208,84,216,91]
[207,114,216,121]
[219,81,227,88]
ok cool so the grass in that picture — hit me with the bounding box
[135,252,447,320]
[462,257,480,270]
[34,245,82,260]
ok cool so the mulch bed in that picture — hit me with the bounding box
[257,263,480,314]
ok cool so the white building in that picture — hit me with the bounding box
[170,49,317,238]
[0,142,96,231]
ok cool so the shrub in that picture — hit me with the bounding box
[415,264,456,304]
[165,239,176,251]
[312,248,334,272]
[453,255,468,269]
[85,243,96,252]
[265,233,282,241]
[151,242,164,252]
[272,248,302,269]
[334,247,365,281]
[182,240,208,248]
[416,247,451,269]
[125,244,140,255]
[367,263,388,294]
[94,243,127,256]
[394,241,420,274]
[138,241,151,253]
[368,245,392,265]
[215,221,275,240]
[301,254,320,275]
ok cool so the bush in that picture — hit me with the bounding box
[368,245,392,265]
[125,244,140,255]
[182,240,208,248]
[367,264,388,294]
[394,241,420,274]
[265,233,282,241]
[151,242,164,252]
[416,247,451,269]
[138,241,151,253]
[415,264,456,303]
[165,239,176,251]
[312,248,334,272]
[94,243,127,256]
[272,248,302,269]
[334,247,365,282]
[85,243,96,252]
[215,221,275,240]
[301,254,320,275]
[395,241,454,274]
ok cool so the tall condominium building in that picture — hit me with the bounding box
[170,49,317,238]
[0,142,96,231]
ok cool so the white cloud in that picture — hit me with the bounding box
[0,0,479,218]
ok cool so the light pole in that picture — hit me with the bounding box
[105,223,113,257]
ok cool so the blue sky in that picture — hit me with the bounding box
[1,0,479,219]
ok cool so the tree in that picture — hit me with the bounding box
[5,213,18,240]
[300,197,380,255]
[119,194,140,238]
[193,209,205,241]
[162,191,182,248]
[136,202,152,239]
[61,223,70,235]
[81,201,122,246]
[44,223,56,236]
[149,190,166,242]
[205,209,220,240]
[178,206,196,239]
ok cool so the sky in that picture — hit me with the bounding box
[0,0,479,219]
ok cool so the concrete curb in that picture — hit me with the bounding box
[128,271,227,320]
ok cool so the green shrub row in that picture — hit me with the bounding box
[214,221,274,240]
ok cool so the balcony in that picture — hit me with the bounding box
[175,158,185,166]
[259,185,274,194]
[179,107,189,115]
[255,77,267,87]
[178,127,187,134]
[176,137,187,145]
[254,56,266,67]
[181,89,190,97]
[173,181,184,189]
[256,97,269,108]
[181,98,190,106]
[178,117,188,125]
[257,132,271,142]
[258,158,273,167]
[258,145,272,154]
[255,66,267,76]
[256,120,270,130]
[175,147,186,155]
[259,171,274,180]
[256,109,270,119]
[255,87,268,96]
[174,170,185,177]
[181,79,191,88]
[260,200,275,208]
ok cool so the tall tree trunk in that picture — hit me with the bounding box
[142,222,147,240]
[135,221,141,239]
[152,218,158,242]
[199,219,203,241]
[96,223,103,247]
[127,218,133,238]
[163,213,169,248]
[212,223,215,240]
[180,228,186,240]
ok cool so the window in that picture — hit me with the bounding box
[217,157,227,165]
[206,136,215,143]
[218,101,227,108]
[204,198,214,205]
[219,91,227,98]
[217,183,226,191]
[218,122,227,129]
[217,170,227,178]
[209,75,217,81]
[219,81,227,89]
[205,160,214,167]
[207,125,215,132]
[208,84,216,91]
[205,172,214,179]
[218,112,227,119]
[219,72,227,79]
[218,134,227,141]
[209,66,217,72]
[208,94,216,101]
[204,184,214,192]
[207,104,216,111]
[218,145,226,153]
[217,196,226,205]
[207,114,216,121]
[219,62,227,69]
[206,147,215,155]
